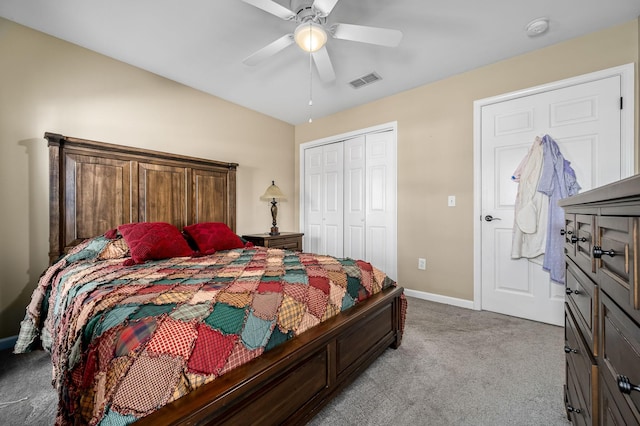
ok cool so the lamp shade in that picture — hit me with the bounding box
[294,22,327,52]
[260,181,286,200]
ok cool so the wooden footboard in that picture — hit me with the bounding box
[137,285,405,425]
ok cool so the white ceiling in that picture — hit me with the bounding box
[1,0,639,125]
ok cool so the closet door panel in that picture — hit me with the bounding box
[305,146,324,254]
[344,137,366,260]
[366,131,397,280]
[323,144,343,257]
[307,224,322,255]
[368,226,388,274]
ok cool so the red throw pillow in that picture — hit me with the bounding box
[183,222,244,253]
[117,222,193,264]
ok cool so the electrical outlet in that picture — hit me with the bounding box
[448,195,456,207]
[418,258,426,270]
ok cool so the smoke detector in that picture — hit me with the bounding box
[525,18,549,37]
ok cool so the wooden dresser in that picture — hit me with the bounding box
[559,174,640,425]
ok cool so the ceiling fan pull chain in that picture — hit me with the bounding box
[308,22,313,123]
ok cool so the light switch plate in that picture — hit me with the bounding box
[448,195,456,207]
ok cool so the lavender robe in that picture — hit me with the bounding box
[537,134,581,284]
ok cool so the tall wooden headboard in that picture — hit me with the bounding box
[46,132,238,264]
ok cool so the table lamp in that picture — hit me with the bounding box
[260,180,286,235]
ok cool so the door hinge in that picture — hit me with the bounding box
[620,97,623,110]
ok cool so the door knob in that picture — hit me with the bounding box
[484,215,501,222]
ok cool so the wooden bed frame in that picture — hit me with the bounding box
[45,132,405,425]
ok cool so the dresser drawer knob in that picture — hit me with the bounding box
[593,246,615,258]
[617,375,640,394]
[570,236,587,243]
[560,229,566,236]
[565,288,579,295]
[564,345,578,354]
[566,405,581,414]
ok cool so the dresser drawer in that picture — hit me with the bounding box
[566,260,599,356]
[566,359,592,426]
[565,306,598,422]
[565,214,577,259]
[599,292,640,424]
[600,370,638,426]
[596,217,639,324]
[575,214,596,275]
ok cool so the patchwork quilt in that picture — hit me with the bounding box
[15,235,401,425]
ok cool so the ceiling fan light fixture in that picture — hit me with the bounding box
[294,22,327,52]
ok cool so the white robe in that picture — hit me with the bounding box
[511,137,548,259]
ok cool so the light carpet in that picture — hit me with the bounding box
[0,297,570,425]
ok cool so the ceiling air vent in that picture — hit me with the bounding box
[349,72,382,89]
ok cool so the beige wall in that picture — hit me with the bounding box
[1,17,638,340]
[0,18,295,338]
[294,19,640,302]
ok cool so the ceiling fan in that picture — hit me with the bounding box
[241,0,403,82]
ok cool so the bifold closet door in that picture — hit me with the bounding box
[364,131,396,280]
[304,143,344,257]
[344,136,366,261]
[303,130,396,280]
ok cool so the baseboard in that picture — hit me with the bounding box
[0,335,17,351]
[403,288,475,310]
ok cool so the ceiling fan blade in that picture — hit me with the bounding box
[312,46,336,82]
[243,34,295,66]
[313,0,340,16]
[332,23,403,47]
[241,0,296,20]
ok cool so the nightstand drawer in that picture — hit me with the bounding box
[276,238,303,250]
[242,232,304,251]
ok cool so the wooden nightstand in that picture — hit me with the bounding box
[241,232,304,251]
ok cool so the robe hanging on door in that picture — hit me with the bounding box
[537,134,581,284]
[511,137,548,259]
[510,134,581,284]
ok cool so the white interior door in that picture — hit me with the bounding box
[481,74,625,325]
